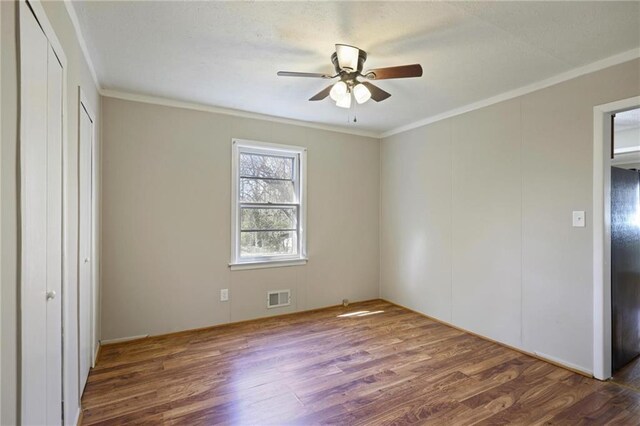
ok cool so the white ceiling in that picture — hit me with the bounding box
[72,1,640,135]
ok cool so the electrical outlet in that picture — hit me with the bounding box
[220,289,229,302]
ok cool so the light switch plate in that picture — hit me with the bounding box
[220,288,229,302]
[572,211,585,227]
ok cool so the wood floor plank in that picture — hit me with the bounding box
[612,356,640,392]
[81,300,639,425]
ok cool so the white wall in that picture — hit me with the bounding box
[381,58,640,373]
[100,97,380,341]
[613,126,640,169]
[613,150,640,170]
[614,126,640,151]
[1,1,101,424]
[1,3,20,422]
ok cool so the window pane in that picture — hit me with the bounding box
[241,207,297,231]
[240,153,293,180]
[240,178,295,203]
[240,231,298,257]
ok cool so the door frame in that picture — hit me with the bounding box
[592,95,640,380]
[19,0,69,422]
[78,87,98,369]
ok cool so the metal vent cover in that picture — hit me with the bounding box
[267,290,291,308]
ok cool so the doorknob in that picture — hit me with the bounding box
[46,290,56,301]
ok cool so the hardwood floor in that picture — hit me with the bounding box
[612,356,640,392]
[81,300,640,425]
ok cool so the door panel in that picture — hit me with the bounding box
[611,166,640,372]
[46,44,63,425]
[20,6,49,423]
[79,103,93,393]
[20,3,63,424]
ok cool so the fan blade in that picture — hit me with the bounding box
[365,64,423,80]
[361,82,391,102]
[309,85,333,101]
[277,71,334,79]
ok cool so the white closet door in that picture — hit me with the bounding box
[20,3,63,424]
[20,5,50,423]
[79,102,93,393]
[46,44,64,425]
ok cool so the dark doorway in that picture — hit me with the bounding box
[611,166,640,374]
[611,107,640,381]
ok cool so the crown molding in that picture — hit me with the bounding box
[99,89,381,139]
[381,48,640,139]
[63,0,101,90]
[100,42,639,142]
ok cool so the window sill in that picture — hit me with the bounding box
[229,258,308,271]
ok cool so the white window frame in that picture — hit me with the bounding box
[230,138,307,270]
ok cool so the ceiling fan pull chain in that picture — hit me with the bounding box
[353,98,357,123]
[354,95,359,123]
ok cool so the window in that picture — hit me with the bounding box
[231,139,307,268]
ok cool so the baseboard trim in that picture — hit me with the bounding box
[100,334,149,345]
[381,299,593,379]
[73,407,82,426]
[93,342,101,367]
[533,351,592,376]
[99,299,379,347]
[98,299,593,378]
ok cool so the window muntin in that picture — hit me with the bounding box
[232,140,306,265]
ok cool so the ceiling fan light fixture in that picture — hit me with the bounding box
[353,83,371,104]
[335,44,360,71]
[277,44,422,107]
[336,92,351,109]
[329,81,348,101]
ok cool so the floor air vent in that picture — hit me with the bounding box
[267,290,291,309]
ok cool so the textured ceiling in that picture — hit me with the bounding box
[72,1,640,134]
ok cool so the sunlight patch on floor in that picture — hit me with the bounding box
[338,310,385,318]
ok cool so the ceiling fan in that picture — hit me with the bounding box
[277,44,423,108]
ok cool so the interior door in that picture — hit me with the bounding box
[46,43,64,423]
[611,166,640,372]
[20,3,64,424]
[79,101,94,393]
